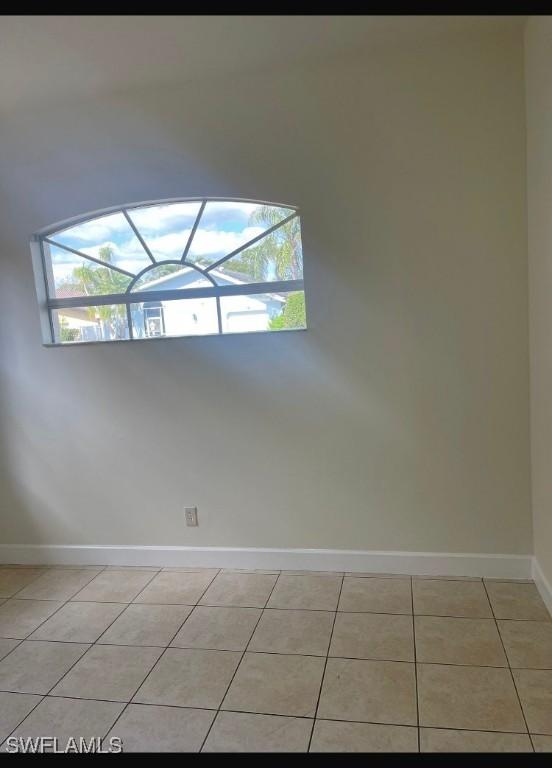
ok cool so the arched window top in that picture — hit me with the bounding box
[32,198,306,344]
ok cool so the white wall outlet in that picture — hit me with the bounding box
[185,507,198,527]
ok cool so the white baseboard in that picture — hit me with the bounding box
[532,557,552,615]
[0,545,533,579]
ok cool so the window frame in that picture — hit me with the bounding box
[30,197,306,345]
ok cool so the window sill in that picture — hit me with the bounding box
[42,326,308,348]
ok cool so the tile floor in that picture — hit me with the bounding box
[0,564,551,752]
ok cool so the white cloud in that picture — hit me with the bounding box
[143,231,193,258]
[58,212,130,243]
[187,226,264,257]
[128,202,201,234]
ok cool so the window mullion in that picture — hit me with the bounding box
[47,279,304,310]
[122,210,156,264]
[181,200,206,262]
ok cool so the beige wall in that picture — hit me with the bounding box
[0,25,532,553]
[526,18,552,580]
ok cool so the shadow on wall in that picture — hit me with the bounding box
[0,230,431,550]
[0,40,531,552]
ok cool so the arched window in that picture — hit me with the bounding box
[31,199,306,344]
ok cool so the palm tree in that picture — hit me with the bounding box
[70,245,129,338]
[224,206,303,281]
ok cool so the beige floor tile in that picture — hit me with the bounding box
[104,566,160,572]
[249,609,334,656]
[0,692,42,742]
[532,734,552,752]
[415,616,507,667]
[163,567,220,576]
[9,697,124,750]
[134,648,240,708]
[345,572,410,579]
[35,565,105,572]
[0,639,19,662]
[513,669,552,734]
[15,569,98,601]
[498,620,552,669]
[317,658,416,725]
[98,604,191,647]
[0,600,64,639]
[51,645,162,702]
[0,565,53,570]
[330,612,414,661]
[418,663,526,732]
[0,569,46,599]
[485,578,534,583]
[204,711,312,752]
[71,571,155,603]
[29,602,126,643]
[224,569,281,575]
[200,573,278,608]
[105,703,215,752]
[267,575,341,611]
[0,641,89,694]
[310,720,418,752]
[171,606,261,651]
[485,581,550,621]
[414,575,482,582]
[338,577,412,614]
[134,571,216,605]
[420,728,532,752]
[413,580,492,618]
[280,570,341,577]
[222,652,325,717]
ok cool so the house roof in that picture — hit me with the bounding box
[136,264,286,303]
[55,284,86,300]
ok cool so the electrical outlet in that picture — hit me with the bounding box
[185,507,198,527]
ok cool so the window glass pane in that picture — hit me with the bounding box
[212,217,303,284]
[53,305,129,344]
[186,201,293,268]
[51,212,152,273]
[127,202,202,261]
[46,243,132,299]
[220,290,306,334]
[130,298,219,338]
[130,263,212,292]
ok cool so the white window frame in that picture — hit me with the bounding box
[30,197,305,345]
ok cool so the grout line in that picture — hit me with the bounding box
[0,691,537,735]
[1,646,550,670]
[2,632,92,743]
[3,596,549,623]
[17,568,162,705]
[92,579,194,647]
[9,569,105,605]
[3,566,70,601]
[198,572,281,752]
[0,567,545,753]
[0,566,113,701]
[306,572,345,752]
[410,576,420,752]
[130,570,218,605]
[81,570,208,741]
[482,579,533,751]
[0,693,47,751]
[104,569,226,743]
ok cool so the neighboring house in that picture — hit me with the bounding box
[54,285,107,342]
[131,265,285,338]
[56,265,285,341]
